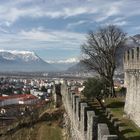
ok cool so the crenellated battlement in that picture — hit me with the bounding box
[62,83,118,140]
[124,47,140,70]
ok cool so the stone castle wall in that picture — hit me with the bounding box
[61,83,118,140]
[124,47,140,127]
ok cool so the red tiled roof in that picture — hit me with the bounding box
[0,94,37,101]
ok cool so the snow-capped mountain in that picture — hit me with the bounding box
[0,50,41,63]
[46,57,79,71]
[0,50,55,72]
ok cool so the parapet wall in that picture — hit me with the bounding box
[61,83,118,140]
[124,47,140,70]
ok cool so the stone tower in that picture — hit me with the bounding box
[124,47,140,127]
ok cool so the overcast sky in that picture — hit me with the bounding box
[0,0,140,62]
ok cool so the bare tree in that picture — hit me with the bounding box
[81,25,126,97]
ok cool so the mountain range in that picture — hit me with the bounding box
[0,34,140,72]
[0,50,54,72]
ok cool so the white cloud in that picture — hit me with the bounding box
[95,1,122,22]
[0,28,86,50]
[63,7,95,18]
[44,7,97,19]
[19,29,86,44]
[94,1,140,23]
[106,5,120,17]
[113,17,125,22]
[99,16,127,27]
[113,21,127,26]
[0,0,139,25]
[0,27,9,33]
[0,0,139,52]
[66,20,87,29]
[0,1,97,24]
[45,8,80,18]
[0,5,40,24]
[103,20,127,27]
[130,26,140,34]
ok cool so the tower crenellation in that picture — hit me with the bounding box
[124,47,140,70]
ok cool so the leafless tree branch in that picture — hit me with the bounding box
[81,25,126,97]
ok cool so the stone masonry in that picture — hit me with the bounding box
[124,47,140,127]
[61,82,118,140]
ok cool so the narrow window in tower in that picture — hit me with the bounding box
[127,50,129,60]
[124,54,125,61]
[137,47,139,59]
[132,49,134,59]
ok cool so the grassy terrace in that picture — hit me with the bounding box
[105,97,140,140]
[87,97,140,140]
[1,122,63,140]
[33,122,63,140]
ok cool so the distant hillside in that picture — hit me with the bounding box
[47,58,79,71]
[67,61,88,72]
[0,50,55,72]
[48,62,77,71]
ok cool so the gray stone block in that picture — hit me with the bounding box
[71,93,76,109]
[75,96,80,121]
[102,135,118,140]
[118,126,124,132]
[105,108,111,116]
[107,113,113,120]
[92,116,98,140]
[113,121,120,129]
[110,117,118,124]
[98,123,109,140]
[87,111,95,140]
[80,102,88,136]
